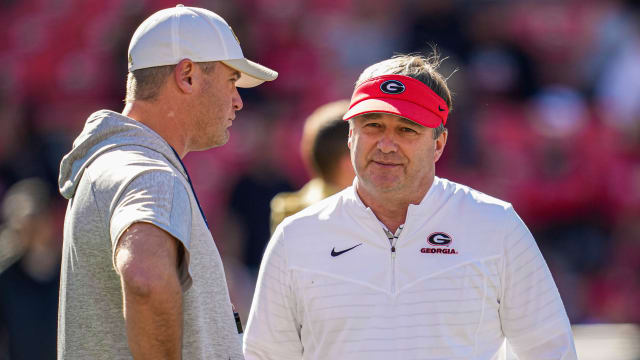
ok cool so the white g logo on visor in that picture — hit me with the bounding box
[380,80,406,94]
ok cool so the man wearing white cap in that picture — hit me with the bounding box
[244,53,577,359]
[57,5,276,359]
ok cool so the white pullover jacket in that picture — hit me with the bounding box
[244,177,577,360]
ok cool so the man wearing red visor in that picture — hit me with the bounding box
[244,54,577,360]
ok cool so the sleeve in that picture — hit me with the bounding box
[243,224,303,360]
[110,170,193,290]
[499,207,578,360]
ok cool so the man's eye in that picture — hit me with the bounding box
[365,123,381,128]
[401,127,417,133]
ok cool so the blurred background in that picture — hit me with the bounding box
[0,0,639,358]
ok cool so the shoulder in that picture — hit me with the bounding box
[270,179,326,225]
[82,147,191,220]
[87,146,184,190]
[91,145,176,174]
[419,178,528,259]
[423,177,524,241]
[281,188,347,224]
[272,187,353,247]
[268,189,357,271]
[430,177,515,221]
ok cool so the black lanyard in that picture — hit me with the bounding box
[170,147,210,229]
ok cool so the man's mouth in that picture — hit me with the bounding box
[372,160,402,167]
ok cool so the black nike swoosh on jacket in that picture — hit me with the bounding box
[331,243,363,257]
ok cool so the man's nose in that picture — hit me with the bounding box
[376,132,397,153]
[233,87,243,111]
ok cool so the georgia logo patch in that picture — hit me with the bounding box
[421,232,458,254]
[427,232,452,246]
[380,79,405,94]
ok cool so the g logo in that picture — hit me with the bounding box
[427,232,452,246]
[380,80,405,94]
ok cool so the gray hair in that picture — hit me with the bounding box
[355,53,452,140]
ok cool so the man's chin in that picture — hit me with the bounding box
[195,136,229,151]
[374,184,402,193]
[361,177,402,193]
[213,130,231,146]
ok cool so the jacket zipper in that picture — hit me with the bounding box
[384,226,403,294]
[391,236,398,293]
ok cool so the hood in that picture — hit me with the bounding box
[58,110,186,199]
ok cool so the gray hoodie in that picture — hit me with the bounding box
[57,110,243,359]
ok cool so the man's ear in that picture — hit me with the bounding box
[434,129,447,163]
[347,127,353,149]
[174,59,196,94]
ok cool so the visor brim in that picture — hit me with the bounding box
[343,98,444,128]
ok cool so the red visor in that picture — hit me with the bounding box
[343,75,449,128]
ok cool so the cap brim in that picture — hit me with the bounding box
[343,98,443,128]
[221,58,278,88]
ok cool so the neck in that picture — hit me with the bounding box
[355,178,433,233]
[122,100,188,158]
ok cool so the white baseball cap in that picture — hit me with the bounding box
[127,4,277,88]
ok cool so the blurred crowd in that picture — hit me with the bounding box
[1,0,639,357]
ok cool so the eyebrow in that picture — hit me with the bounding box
[232,71,241,80]
[397,117,423,127]
[358,113,423,127]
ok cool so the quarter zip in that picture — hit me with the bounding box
[391,236,398,293]
[384,225,404,294]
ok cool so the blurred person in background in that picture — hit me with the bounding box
[270,99,355,232]
[56,5,276,360]
[228,118,294,274]
[0,178,60,360]
[244,52,577,359]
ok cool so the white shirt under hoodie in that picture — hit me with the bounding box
[244,177,577,360]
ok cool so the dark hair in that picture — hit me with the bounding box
[312,119,350,181]
[301,100,351,181]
